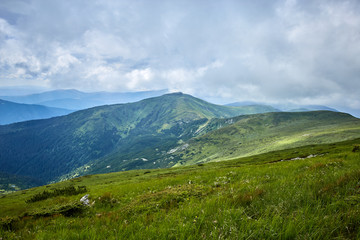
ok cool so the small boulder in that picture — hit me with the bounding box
[80,194,90,206]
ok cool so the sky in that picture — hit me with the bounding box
[0,0,360,114]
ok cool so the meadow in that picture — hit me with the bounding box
[1,138,360,239]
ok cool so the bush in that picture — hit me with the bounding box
[97,192,117,208]
[22,201,86,218]
[352,145,360,152]
[0,216,17,231]
[25,185,87,203]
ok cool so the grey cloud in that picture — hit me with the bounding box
[0,0,359,115]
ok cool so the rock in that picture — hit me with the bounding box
[80,194,90,206]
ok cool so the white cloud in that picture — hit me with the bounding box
[125,68,154,90]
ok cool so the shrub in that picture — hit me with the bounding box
[97,192,118,208]
[0,216,17,231]
[352,145,360,152]
[25,185,87,203]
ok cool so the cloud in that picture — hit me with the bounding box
[125,68,153,90]
[0,0,359,113]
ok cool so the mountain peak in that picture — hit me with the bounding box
[165,92,184,96]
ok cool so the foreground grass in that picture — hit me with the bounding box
[1,138,360,239]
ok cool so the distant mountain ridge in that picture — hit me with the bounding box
[0,99,73,125]
[0,89,169,110]
[227,101,338,112]
[287,105,338,112]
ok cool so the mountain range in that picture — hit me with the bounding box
[0,88,347,125]
[0,93,278,186]
[227,101,338,112]
[0,93,359,191]
[0,89,168,110]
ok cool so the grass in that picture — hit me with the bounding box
[1,138,360,239]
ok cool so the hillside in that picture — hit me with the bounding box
[170,111,360,166]
[0,99,73,125]
[1,138,360,239]
[0,93,275,186]
[62,110,360,181]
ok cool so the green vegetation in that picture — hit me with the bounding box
[0,172,44,194]
[1,138,360,239]
[172,111,360,165]
[25,186,87,203]
[1,93,360,238]
[82,110,360,179]
[0,93,278,186]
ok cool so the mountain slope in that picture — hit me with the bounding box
[0,93,275,184]
[72,110,360,178]
[170,111,360,166]
[0,99,73,125]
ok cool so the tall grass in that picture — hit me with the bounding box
[1,138,360,239]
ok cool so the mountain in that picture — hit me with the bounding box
[1,92,358,189]
[78,97,278,176]
[170,111,360,166]
[0,93,276,185]
[0,99,73,125]
[0,89,169,110]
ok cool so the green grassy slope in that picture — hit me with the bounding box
[0,93,276,185]
[80,111,360,176]
[170,111,360,166]
[1,138,360,239]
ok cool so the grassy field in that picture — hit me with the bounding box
[1,138,360,239]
